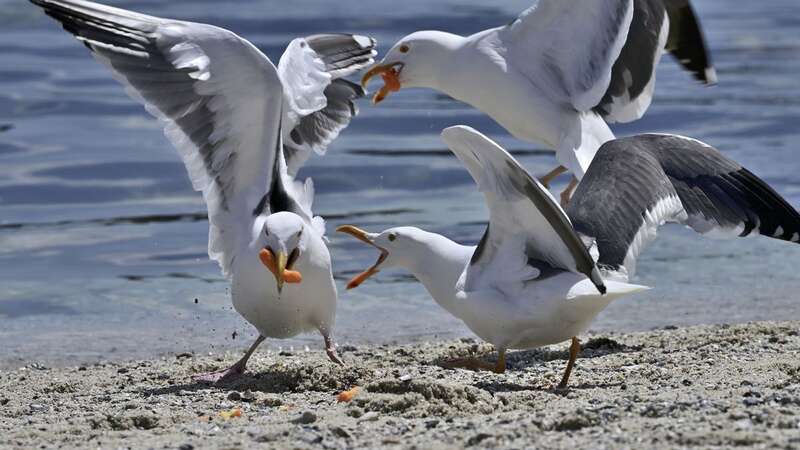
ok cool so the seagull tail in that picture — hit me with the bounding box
[563,279,649,325]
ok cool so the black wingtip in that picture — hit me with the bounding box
[731,168,800,244]
[665,0,716,85]
[588,267,607,295]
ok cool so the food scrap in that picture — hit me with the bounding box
[258,248,302,283]
[336,386,360,403]
[218,408,242,419]
[373,69,401,104]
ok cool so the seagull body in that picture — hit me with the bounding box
[339,126,800,387]
[362,0,717,199]
[372,229,642,350]
[31,0,377,380]
[231,212,336,340]
[374,29,613,174]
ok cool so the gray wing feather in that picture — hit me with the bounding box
[568,134,800,277]
[595,0,716,122]
[284,79,365,175]
[31,0,286,277]
[442,126,606,294]
[496,0,634,112]
[304,34,377,79]
[279,34,375,174]
[663,0,717,84]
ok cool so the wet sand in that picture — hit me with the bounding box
[2,321,799,449]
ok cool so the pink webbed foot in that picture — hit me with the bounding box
[193,335,265,383]
[192,361,247,383]
[323,332,345,365]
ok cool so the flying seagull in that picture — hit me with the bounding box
[31,0,377,382]
[338,126,799,388]
[361,0,716,204]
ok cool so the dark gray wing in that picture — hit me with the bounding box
[278,34,376,175]
[30,0,286,278]
[442,126,606,294]
[567,134,800,278]
[594,0,716,123]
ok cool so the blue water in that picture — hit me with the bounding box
[1,0,799,367]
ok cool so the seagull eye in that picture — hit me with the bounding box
[399,44,409,53]
[388,232,397,242]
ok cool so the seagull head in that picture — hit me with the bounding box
[361,31,462,104]
[257,212,307,293]
[336,225,428,289]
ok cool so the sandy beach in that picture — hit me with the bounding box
[2,321,799,449]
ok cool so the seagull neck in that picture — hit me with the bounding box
[424,32,497,104]
[411,32,468,92]
[400,231,473,308]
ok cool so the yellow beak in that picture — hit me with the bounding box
[336,225,389,289]
[274,250,288,293]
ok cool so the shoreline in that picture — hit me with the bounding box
[2,320,799,449]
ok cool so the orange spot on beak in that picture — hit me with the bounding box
[336,225,388,290]
[346,267,380,290]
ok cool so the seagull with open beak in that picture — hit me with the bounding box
[362,0,717,206]
[338,125,800,388]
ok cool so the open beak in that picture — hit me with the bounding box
[360,62,404,104]
[336,225,389,290]
[259,248,302,293]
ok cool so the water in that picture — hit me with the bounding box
[1,0,799,367]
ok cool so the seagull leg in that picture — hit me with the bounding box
[557,337,581,389]
[539,165,567,189]
[442,348,507,373]
[322,330,344,365]
[193,335,265,383]
[494,348,507,374]
[560,176,578,208]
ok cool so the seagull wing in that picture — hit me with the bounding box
[494,0,635,112]
[31,0,286,278]
[441,126,606,294]
[278,34,376,175]
[594,0,716,123]
[567,134,800,280]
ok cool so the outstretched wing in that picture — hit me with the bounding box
[278,34,376,175]
[567,134,800,280]
[441,126,606,294]
[31,0,285,278]
[594,0,717,123]
[494,0,635,112]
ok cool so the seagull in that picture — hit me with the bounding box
[338,126,800,388]
[361,0,716,205]
[31,0,377,382]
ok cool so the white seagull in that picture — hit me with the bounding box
[361,0,717,204]
[338,126,800,388]
[31,0,377,382]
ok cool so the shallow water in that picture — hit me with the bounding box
[1,0,799,367]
